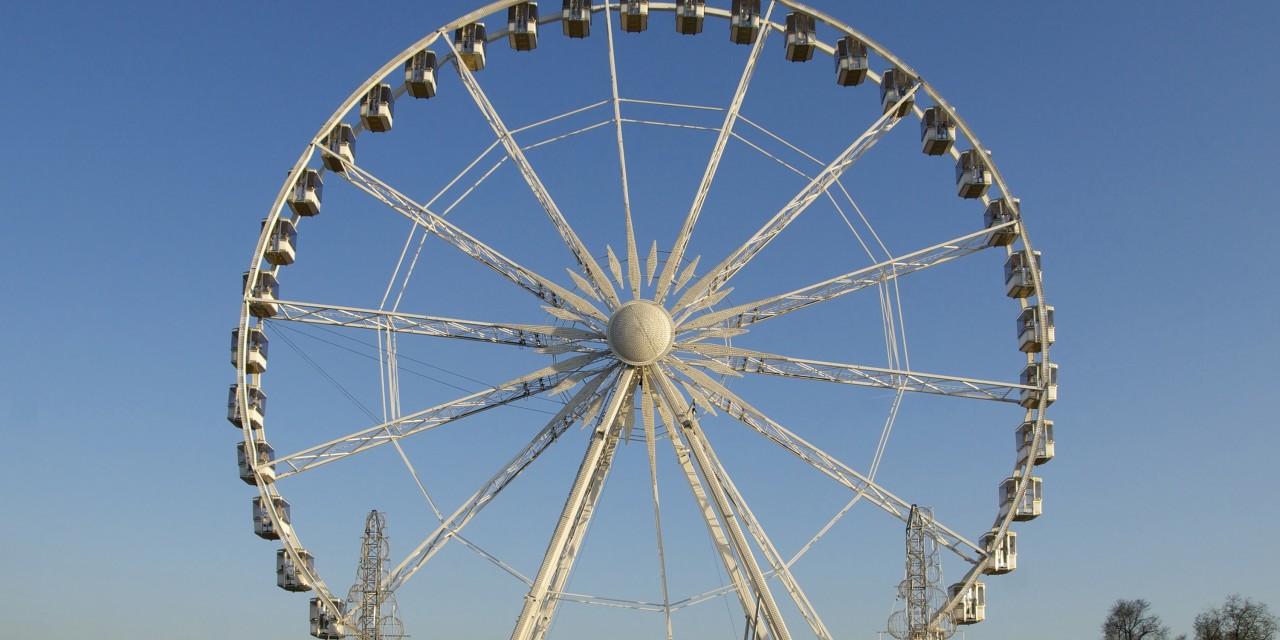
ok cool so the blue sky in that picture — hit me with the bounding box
[2,1,1277,639]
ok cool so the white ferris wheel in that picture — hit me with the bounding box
[230,2,1057,639]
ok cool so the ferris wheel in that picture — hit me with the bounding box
[230,1,1056,639]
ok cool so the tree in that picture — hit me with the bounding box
[1103,599,1171,640]
[1194,594,1278,640]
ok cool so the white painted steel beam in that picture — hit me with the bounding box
[319,144,607,325]
[652,389,765,639]
[664,360,982,561]
[671,83,919,317]
[651,370,792,640]
[693,424,834,640]
[267,299,602,349]
[273,353,606,479]
[443,33,621,311]
[678,221,1015,333]
[680,344,1031,403]
[655,1,777,304]
[383,368,618,592]
[510,368,637,640]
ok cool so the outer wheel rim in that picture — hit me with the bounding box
[231,2,1055,638]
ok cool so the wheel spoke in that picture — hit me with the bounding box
[670,83,920,316]
[319,143,608,325]
[655,1,778,304]
[639,372,673,639]
[648,368,793,640]
[510,368,638,640]
[268,299,604,350]
[272,352,607,479]
[686,407,834,640]
[677,221,1012,333]
[678,344,1031,403]
[660,360,982,560]
[441,33,621,310]
[382,366,619,592]
[650,387,760,634]
[603,4,642,301]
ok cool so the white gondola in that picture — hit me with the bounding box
[1003,250,1040,298]
[729,0,760,44]
[321,123,355,172]
[227,383,267,431]
[238,440,276,485]
[1000,470,1043,521]
[949,582,986,625]
[404,49,438,99]
[455,23,487,72]
[835,36,868,86]
[277,548,314,592]
[231,327,269,374]
[252,496,291,540]
[310,597,348,639]
[562,0,591,38]
[784,12,816,62]
[1017,419,1055,466]
[956,149,992,199]
[880,68,915,118]
[675,0,704,35]
[1017,305,1055,352]
[1019,361,1057,409]
[286,168,323,217]
[359,83,394,133]
[244,270,280,318]
[620,0,648,32]
[263,218,297,266]
[920,106,955,156]
[979,529,1017,574]
[983,197,1019,247]
[508,2,539,50]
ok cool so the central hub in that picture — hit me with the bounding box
[606,300,675,366]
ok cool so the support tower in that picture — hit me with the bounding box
[886,506,954,640]
[348,510,406,640]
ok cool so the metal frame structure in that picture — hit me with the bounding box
[886,506,953,640]
[347,510,406,640]
[230,2,1055,638]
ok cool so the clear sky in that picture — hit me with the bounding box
[1,2,1277,639]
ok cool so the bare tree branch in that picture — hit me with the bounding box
[1194,594,1278,640]
[1103,599,1170,640]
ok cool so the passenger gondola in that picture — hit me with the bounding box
[359,83,394,133]
[729,0,760,44]
[835,37,868,86]
[563,0,591,38]
[509,2,539,50]
[784,12,816,62]
[321,124,355,172]
[879,68,915,118]
[404,50,438,99]
[920,106,955,156]
[956,149,992,199]
[455,23,487,71]
[286,169,323,217]
[620,0,648,32]
[675,0,704,35]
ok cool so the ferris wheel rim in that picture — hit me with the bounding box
[232,2,1055,637]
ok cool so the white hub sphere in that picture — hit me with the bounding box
[606,300,675,366]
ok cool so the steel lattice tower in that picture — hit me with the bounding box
[347,510,406,640]
[886,506,954,640]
